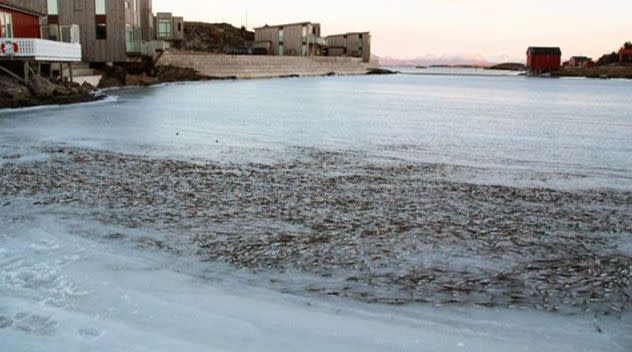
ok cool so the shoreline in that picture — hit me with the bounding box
[2,65,394,111]
[552,65,632,79]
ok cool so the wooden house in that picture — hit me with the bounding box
[526,47,562,73]
[568,56,593,68]
[325,32,371,62]
[254,22,326,57]
[619,47,632,65]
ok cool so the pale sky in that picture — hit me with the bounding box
[154,0,630,62]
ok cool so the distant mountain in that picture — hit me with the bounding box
[375,54,523,68]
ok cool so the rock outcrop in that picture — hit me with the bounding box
[183,22,254,54]
[0,73,98,109]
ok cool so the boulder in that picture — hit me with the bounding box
[98,65,127,88]
[0,79,30,99]
[27,76,57,97]
[80,82,95,94]
[155,65,210,83]
[366,68,398,75]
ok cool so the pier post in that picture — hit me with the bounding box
[23,61,30,82]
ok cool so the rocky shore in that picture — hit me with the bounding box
[552,65,632,79]
[97,63,226,89]
[0,74,99,110]
[1,146,630,315]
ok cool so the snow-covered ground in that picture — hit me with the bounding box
[1,206,630,352]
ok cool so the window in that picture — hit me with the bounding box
[95,0,106,15]
[0,12,13,38]
[302,44,307,57]
[157,20,171,39]
[177,23,182,32]
[60,26,72,43]
[95,0,107,39]
[96,23,107,39]
[47,24,59,41]
[302,25,307,39]
[278,44,284,56]
[278,28,284,42]
[125,25,137,52]
[47,0,59,15]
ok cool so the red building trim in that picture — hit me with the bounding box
[0,3,42,39]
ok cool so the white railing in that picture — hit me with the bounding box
[0,38,81,62]
[307,35,327,46]
[141,40,170,56]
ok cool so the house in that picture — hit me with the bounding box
[526,47,562,73]
[0,0,81,80]
[254,22,327,57]
[568,56,593,68]
[619,47,632,64]
[139,0,153,42]
[325,32,371,62]
[154,12,183,48]
[0,0,44,39]
[44,0,147,63]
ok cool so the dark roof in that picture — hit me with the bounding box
[253,22,319,30]
[0,0,45,16]
[570,56,591,61]
[326,32,370,39]
[527,47,562,55]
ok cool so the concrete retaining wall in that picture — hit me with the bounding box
[156,51,375,79]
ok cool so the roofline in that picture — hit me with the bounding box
[0,1,45,16]
[326,32,370,38]
[254,22,319,30]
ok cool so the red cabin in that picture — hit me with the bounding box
[619,47,632,65]
[568,56,594,68]
[526,47,562,73]
[0,1,42,39]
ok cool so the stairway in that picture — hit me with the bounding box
[62,62,102,87]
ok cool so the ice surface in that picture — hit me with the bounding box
[1,75,631,351]
[1,75,631,189]
[1,210,630,352]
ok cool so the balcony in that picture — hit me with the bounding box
[126,40,141,54]
[306,34,327,46]
[0,38,81,62]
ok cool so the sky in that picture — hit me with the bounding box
[154,0,631,62]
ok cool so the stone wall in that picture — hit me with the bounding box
[156,51,375,79]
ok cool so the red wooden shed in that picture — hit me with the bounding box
[526,47,562,73]
[0,0,43,39]
[619,47,632,65]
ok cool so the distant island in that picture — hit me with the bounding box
[488,63,528,71]
[412,63,527,71]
